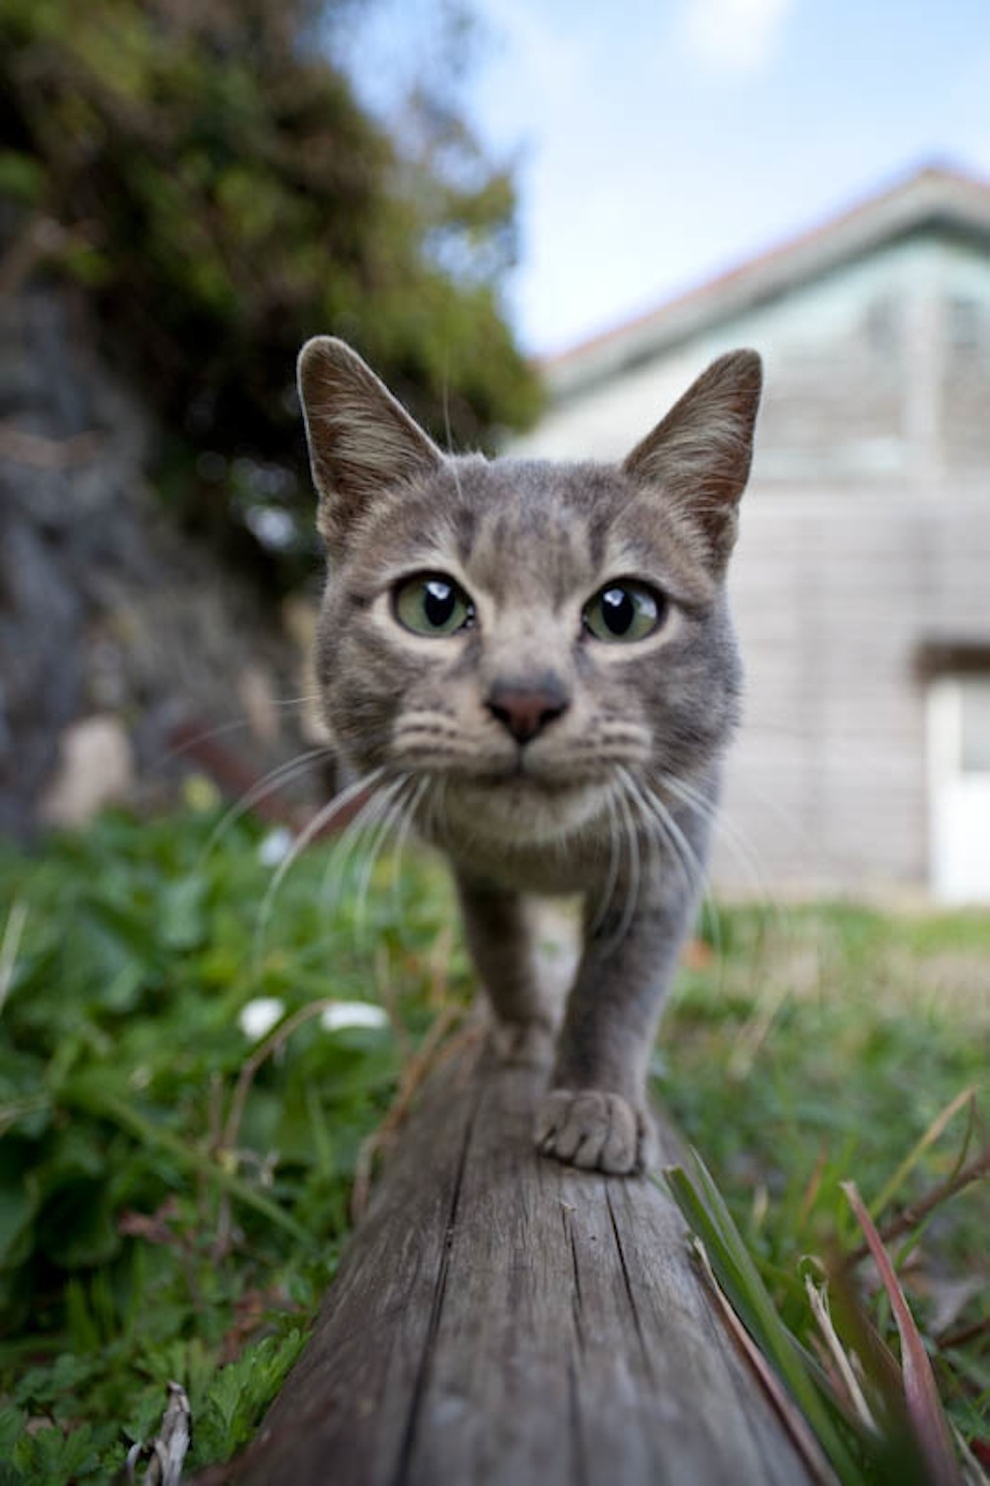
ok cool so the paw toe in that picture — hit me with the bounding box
[535,1089,645,1175]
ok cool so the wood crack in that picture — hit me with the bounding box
[605,1186,654,1384]
[563,1202,586,1354]
[392,1077,483,1486]
[565,1354,590,1486]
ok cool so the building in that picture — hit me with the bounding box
[511,165,990,901]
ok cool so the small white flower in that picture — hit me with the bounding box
[239,996,285,1041]
[320,1001,389,1033]
[257,827,294,867]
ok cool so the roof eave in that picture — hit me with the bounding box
[545,165,990,401]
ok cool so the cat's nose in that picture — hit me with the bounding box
[486,676,570,744]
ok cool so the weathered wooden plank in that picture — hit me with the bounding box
[221,1037,814,1486]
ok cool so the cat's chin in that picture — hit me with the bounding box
[437,773,609,848]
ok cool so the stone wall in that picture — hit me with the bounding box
[0,281,324,838]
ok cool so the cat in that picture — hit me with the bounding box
[297,336,762,1175]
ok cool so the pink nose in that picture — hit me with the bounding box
[486,678,570,744]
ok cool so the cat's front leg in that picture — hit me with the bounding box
[454,872,558,1066]
[536,875,696,1175]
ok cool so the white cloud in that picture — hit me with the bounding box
[679,0,794,76]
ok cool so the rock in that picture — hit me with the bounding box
[39,714,134,827]
[0,279,315,838]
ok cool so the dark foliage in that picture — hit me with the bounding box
[0,0,542,583]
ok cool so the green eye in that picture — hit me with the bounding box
[583,581,665,643]
[393,572,475,637]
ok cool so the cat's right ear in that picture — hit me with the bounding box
[297,337,443,550]
[623,349,762,572]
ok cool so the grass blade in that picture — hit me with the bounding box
[868,1086,978,1222]
[665,1152,864,1479]
[842,1180,963,1486]
[64,1081,313,1247]
[694,1238,842,1485]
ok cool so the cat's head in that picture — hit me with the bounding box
[298,338,761,848]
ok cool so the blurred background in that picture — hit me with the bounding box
[3,0,990,900]
[3,10,990,1473]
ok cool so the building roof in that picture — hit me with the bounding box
[545,164,990,400]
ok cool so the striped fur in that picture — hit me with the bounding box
[299,338,762,1174]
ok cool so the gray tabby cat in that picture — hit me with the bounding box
[298,337,762,1175]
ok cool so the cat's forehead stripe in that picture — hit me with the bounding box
[466,501,595,610]
[439,458,610,603]
[453,504,477,564]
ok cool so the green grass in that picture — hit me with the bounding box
[662,901,989,1476]
[0,799,987,1480]
[665,901,989,1264]
[0,794,474,1480]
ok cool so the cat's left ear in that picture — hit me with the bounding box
[297,336,443,551]
[623,350,762,571]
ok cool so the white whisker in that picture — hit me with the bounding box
[441,360,457,460]
[198,746,334,864]
[590,788,623,937]
[319,773,407,915]
[662,771,781,922]
[253,765,386,965]
[167,717,264,756]
[353,775,417,943]
[602,780,640,953]
[662,772,739,856]
[422,771,448,845]
[625,769,702,900]
[389,775,430,910]
[625,768,725,973]
[164,695,325,760]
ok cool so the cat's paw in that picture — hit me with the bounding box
[489,1017,555,1067]
[535,1089,653,1175]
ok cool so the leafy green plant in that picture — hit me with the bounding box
[0,0,543,585]
[0,796,471,1478]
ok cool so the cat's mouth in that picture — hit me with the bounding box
[435,764,612,846]
[470,759,601,794]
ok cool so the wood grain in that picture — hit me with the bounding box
[223,1038,813,1485]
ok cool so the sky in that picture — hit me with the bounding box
[339,0,990,357]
